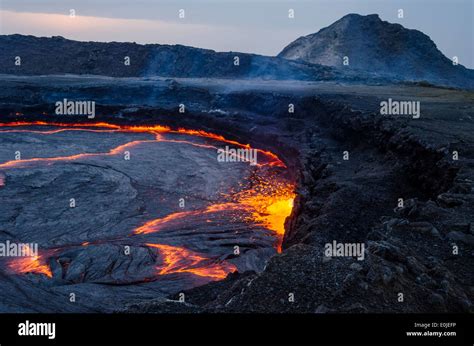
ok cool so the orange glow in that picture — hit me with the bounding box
[134,182,295,251]
[159,138,219,150]
[0,121,296,280]
[0,128,121,135]
[134,203,242,235]
[134,210,198,234]
[0,121,286,167]
[239,187,295,236]
[252,196,295,235]
[175,128,286,167]
[147,243,236,280]
[234,176,295,251]
[7,246,52,278]
[0,139,154,169]
[0,121,121,129]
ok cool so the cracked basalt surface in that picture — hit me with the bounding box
[0,123,281,312]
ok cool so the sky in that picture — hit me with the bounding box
[1,0,473,68]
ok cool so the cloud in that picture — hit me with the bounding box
[0,9,303,55]
[0,10,215,46]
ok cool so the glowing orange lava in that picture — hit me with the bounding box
[134,210,198,235]
[7,246,52,278]
[243,194,295,236]
[0,121,286,167]
[174,128,285,167]
[0,139,154,169]
[235,176,295,251]
[134,203,242,235]
[146,243,236,280]
[0,121,295,280]
[134,182,295,251]
[0,121,121,129]
[134,186,295,245]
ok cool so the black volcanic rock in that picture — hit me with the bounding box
[279,14,474,89]
[0,35,150,77]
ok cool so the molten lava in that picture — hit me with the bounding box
[0,121,295,281]
[0,121,285,167]
[0,140,154,170]
[236,178,295,251]
[134,210,198,235]
[134,203,243,235]
[146,243,236,280]
[248,194,295,236]
[7,246,52,278]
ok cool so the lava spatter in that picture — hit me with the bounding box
[7,246,53,278]
[235,175,295,251]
